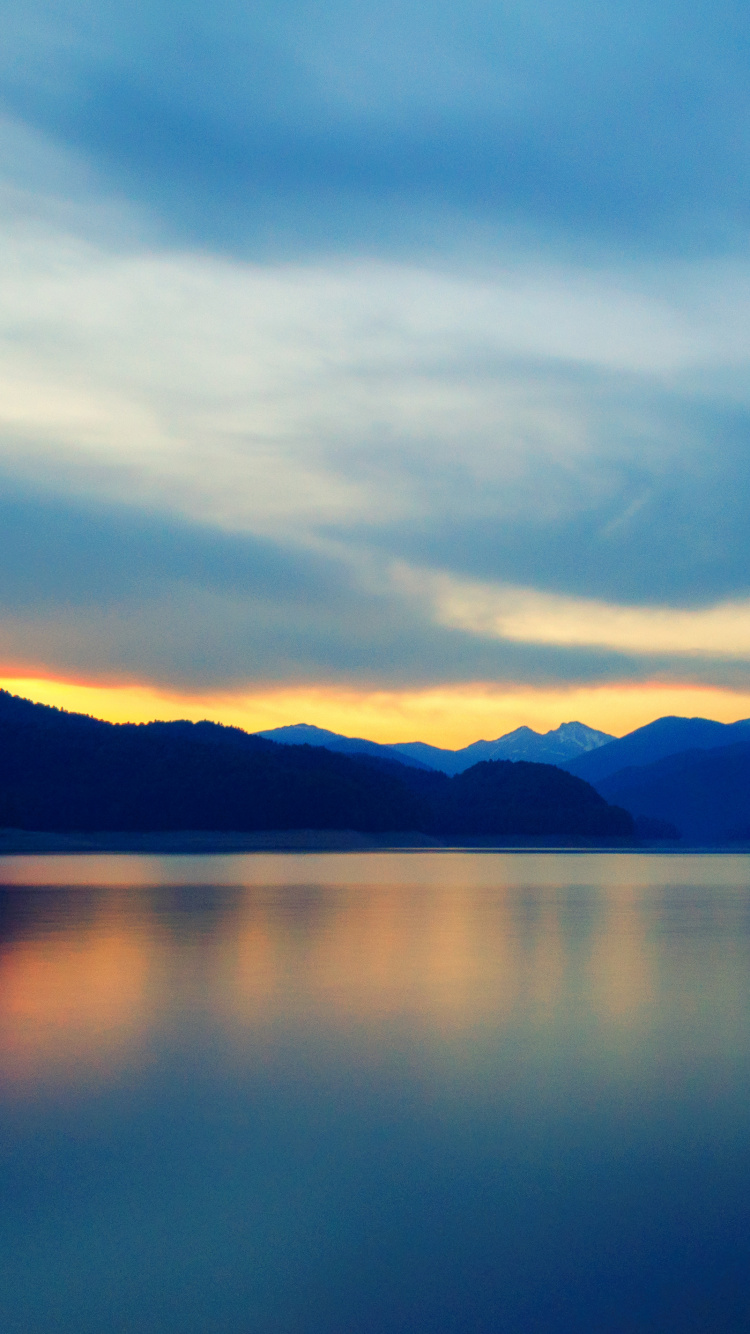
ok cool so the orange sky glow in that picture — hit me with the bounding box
[3,673,750,747]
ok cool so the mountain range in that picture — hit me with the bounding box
[259,713,750,842]
[258,720,613,774]
[2,688,749,842]
[0,690,632,841]
[561,716,750,784]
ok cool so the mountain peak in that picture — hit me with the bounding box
[259,719,616,775]
[552,721,614,751]
[386,721,615,774]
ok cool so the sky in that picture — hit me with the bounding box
[2,0,750,744]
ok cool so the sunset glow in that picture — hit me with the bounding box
[4,674,750,747]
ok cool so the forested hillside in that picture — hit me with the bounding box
[0,691,632,839]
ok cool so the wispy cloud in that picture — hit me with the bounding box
[404,566,750,660]
[2,1,750,730]
[2,0,748,257]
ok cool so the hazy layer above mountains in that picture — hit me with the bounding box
[257,720,613,775]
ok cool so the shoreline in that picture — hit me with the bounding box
[0,828,746,855]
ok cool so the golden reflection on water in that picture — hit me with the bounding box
[1,853,749,1085]
[589,880,655,1023]
[0,896,154,1080]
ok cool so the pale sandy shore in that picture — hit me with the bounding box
[0,827,714,854]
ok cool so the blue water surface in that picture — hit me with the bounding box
[1,851,749,1333]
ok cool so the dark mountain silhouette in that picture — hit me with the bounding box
[0,690,632,840]
[0,693,425,834]
[595,738,750,843]
[420,760,632,837]
[562,715,750,785]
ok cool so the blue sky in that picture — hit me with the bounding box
[2,0,750,739]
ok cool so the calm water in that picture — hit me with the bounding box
[2,851,750,1333]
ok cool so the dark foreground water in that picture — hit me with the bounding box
[1,851,750,1333]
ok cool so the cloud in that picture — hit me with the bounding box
[3,205,750,552]
[0,483,542,685]
[3,480,750,695]
[402,565,750,660]
[1,1,749,258]
[358,393,750,608]
[2,479,733,693]
[1,6,750,708]
[1,195,750,694]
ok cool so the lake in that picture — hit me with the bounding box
[1,851,750,1332]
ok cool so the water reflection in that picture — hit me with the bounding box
[0,889,153,1079]
[3,854,750,1334]
[1,853,750,1087]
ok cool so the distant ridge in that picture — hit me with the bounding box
[562,715,750,785]
[255,723,433,769]
[391,721,613,775]
[259,720,613,775]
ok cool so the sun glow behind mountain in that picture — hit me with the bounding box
[4,675,750,748]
